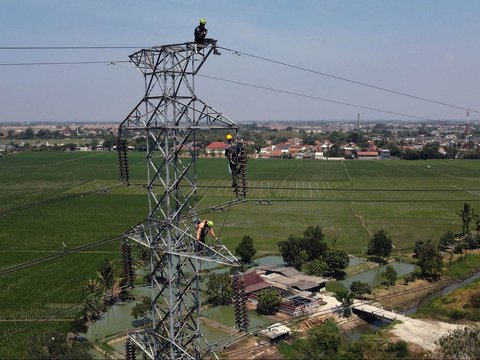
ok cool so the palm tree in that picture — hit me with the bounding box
[97,259,115,303]
[82,279,104,322]
[457,202,476,235]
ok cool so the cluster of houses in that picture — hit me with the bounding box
[0,142,121,153]
[206,138,392,160]
[228,264,329,343]
[239,264,327,317]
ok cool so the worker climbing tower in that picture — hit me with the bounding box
[234,141,248,199]
[119,42,241,360]
[116,136,130,186]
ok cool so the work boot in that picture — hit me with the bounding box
[213,48,221,55]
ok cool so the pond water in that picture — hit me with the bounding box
[107,322,234,357]
[84,298,235,354]
[84,255,385,341]
[337,261,417,289]
[201,305,274,329]
[197,255,364,275]
[348,256,366,267]
[84,286,157,341]
[253,255,286,266]
[85,255,419,353]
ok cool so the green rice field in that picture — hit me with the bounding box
[0,151,479,357]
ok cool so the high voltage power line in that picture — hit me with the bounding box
[199,74,435,121]
[219,46,480,114]
[0,46,142,49]
[1,180,478,219]
[195,184,480,192]
[0,60,129,66]
[0,59,437,120]
[0,44,478,116]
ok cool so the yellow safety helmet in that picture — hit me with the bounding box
[199,18,207,25]
[226,134,233,141]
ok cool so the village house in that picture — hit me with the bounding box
[357,151,379,160]
[239,265,327,316]
[205,141,225,157]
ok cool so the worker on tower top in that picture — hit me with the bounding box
[194,18,221,55]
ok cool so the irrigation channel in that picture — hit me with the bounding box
[83,256,480,357]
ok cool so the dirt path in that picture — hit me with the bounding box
[199,316,237,334]
[348,202,373,237]
[390,318,463,351]
[374,278,456,310]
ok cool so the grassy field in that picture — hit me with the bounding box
[0,151,479,357]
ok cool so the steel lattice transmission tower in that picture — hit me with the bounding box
[119,42,240,360]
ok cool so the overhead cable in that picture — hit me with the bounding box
[0,58,435,120]
[194,184,480,192]
[2,44,478,114]
[0,60,130,66]
[219,46,480,114]
[199,74,435,121]
[0,46,142,50]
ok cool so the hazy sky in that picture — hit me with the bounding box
[1,0,479,123]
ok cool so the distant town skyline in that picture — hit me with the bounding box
[1,1,480,123]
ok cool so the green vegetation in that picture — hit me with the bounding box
[302,319,342,358]
[256,288,282,315]
[235,235,256,263]
[278,225,348,274]
[131,296,152,321]
[350,281,372,298]
[277,338,306,360]
[205,273,233,306]
[445,253,480,277]
[382,265,398,286]
[414,240,444,280]
[325,281,347,295]
[367,229,392,261]
[433,325,480,359]
[457,202,477,235]
[27,330,93,360]
[1,152,480,357]
[416,278,480,321]
[278,319,412,360]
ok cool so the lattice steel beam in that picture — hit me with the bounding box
[119,42,239,360]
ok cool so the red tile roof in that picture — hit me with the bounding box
[357,151,379,156]
[241,271,270,294]
[205,141,225,150]
[269,149,283,157]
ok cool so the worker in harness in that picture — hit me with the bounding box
[196,220,218,247]
[194,18,221,55]
[225,134,241,188]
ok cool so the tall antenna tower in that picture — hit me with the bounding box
[356,113,360,144]
[119,42,240,359]
[465,110,471,150]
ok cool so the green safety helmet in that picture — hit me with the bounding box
[207,220,214,227]
[199,18,207,25]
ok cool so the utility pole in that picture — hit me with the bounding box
[119,42,240,360]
